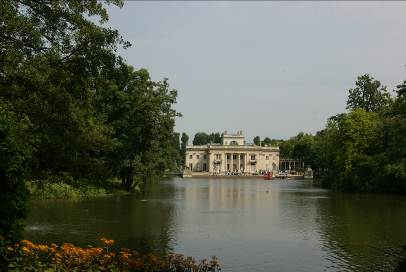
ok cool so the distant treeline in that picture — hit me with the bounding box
[0,1,181,241]
[259,74,406,193]
[180,73,406,195]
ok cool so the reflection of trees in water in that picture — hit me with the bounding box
[25,180,177,257]
[316,193,406,271]
[111,180,177,256]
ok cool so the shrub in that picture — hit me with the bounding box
[2,238,220,272]
[0,105,33,242]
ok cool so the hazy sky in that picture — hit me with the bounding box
[105,1,406,141]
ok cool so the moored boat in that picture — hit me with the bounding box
[263,172,274,180]
[276,171,288,179]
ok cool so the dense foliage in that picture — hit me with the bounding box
[192,132,222,145]
[253,136,261,146]
[0,238,220,271]
[271,74,406,193]
[0,0,181,241]
[0,105,33,242]
[180,132,189,164]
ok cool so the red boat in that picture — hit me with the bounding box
[263,172,273,180]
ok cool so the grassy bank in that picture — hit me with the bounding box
[27,179,133,200]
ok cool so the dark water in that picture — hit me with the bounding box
[25,178,406,271]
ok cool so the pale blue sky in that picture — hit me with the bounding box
[105,1,406,141]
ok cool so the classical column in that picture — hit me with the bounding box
[230,153,234,172]
[207,151,211,173]
[242,154,245,173]
[224,153,227,173]
[248,153,251,174]
[244,153,247,174]
[237,153,241,173]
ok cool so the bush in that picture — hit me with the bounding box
[0,105,33,242]
[26,181,118,200]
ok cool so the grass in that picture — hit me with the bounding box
[27,178,131,200]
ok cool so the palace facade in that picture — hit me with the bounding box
[185,131,279,175]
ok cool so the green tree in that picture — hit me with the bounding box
[391,80,406,118]
[173,132,181,166]
[395,80,406,97]
[0,0,128,181]
[0,105,33,242]
[104,67,180,191]
[310,75,406,193]
[334,109,382,190]
[312,109,383,191]
[311,122,341,184]
[208,132,222,144]
[279,140,292,158]
[292,133,314,165]
[261,137,272,146]
[346,74,391,113]
[0,0,128,241]
[0,0,183,241]
[378,80,406,191]
[180,133,189,164]
[193,132,210,145]
[253,136,261,146]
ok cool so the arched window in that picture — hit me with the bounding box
[230,140,238,145]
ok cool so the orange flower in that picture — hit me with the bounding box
[100,237,115,246]
[21,246,31,255]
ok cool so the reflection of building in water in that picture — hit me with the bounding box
[185,131,279,176]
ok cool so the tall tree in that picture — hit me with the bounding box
[346,74,391,113]
[0,0,129,180]
[104,67,180,191]
[0,0,127,242]
[253,136,261,146]
[261,137,272,146]
[193,132,210,145]
[180,133,189,164]
[208,132,222,144]
[391,80,406,118]
[395,80,406,97]
[0,0,183,242]
[173,132,181,165]
[0,104,33,241]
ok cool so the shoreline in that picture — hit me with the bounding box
[26,180,134,200]
[182,173,306,180]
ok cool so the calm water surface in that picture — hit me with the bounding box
[25,178,406,271]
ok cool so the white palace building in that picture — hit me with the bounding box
[184,131,279,176]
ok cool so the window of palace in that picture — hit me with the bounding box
[230,141,238,145]
[251,155,256,160]
[215,154,221,159]
[233,154,237,160]
[227,154,230,160]
[189,155,192,159]
[266,156,269,160]
[197,155,200,159]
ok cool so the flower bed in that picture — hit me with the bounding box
[2,238,221,271]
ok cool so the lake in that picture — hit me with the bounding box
[24,178,406,271]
